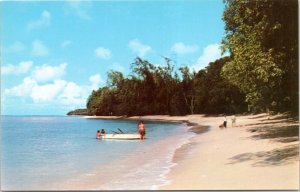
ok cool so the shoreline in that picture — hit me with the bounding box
[87,113,298,190]
[43,117,195,190]
[160,113,299,190]
[84,114,212,131]
[84,114,188,124]
[83,114,213,189]
[83,113,299,190]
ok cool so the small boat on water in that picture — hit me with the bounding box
[102,133,141,140]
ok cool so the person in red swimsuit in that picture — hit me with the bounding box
[138,121,146,140]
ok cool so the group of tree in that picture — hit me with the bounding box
[222,0,298,114]
[69,0,298,116]
[67,108,88,116]
[86,57,247,116]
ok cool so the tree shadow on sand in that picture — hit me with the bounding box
[249,125,299,143]
[227,144,299,166]
[246,121,292,127]
[228,116,299,167]
[247,114,269,119]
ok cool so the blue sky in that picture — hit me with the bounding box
[1,0,226,115]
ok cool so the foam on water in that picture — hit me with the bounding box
[96,127,195,190]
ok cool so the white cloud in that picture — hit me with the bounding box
[4,63,105,108]
[58,82,87,106]
[31,80,67,103]
[191,44,224,71]
[27,10,51,30]
[128,39,152,58]
[95,47,112,59]
[32,63,67,83]
[171,42,198,54]
[5,77,87,106]
[60,82,84,99]
[5,77,37,97]
[31,40,49,56]
[89,74,101,84]
[1,61,33,75]
[6,41,26,53]
[89,74,104,90]
[66,1,92,20]
[61,40,72,48]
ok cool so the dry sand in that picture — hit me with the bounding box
[158,113,299,190]
[85,113,299,190]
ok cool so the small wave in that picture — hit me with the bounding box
[155,130,195,189]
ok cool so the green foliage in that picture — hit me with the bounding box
[67,108,88,116]
[222,0,298,113]
[107,70,124,88]
[86,57,246,116]
[84,0,298,116]
[195,57,247,114]
[179,66,196,114]
[87,87,114,115]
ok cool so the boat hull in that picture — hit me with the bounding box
[102,134,141,140]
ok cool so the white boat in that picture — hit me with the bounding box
[102,133,142,140]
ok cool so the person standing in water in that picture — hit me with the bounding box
[138,121,146,140]
[96,130,101,139]
[101,129,106,135]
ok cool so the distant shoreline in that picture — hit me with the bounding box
[84,115,187,123]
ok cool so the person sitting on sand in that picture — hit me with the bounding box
[96,130,101,139]
[138,121,146,140]
[223,115,227,128]
[219,115,227,129]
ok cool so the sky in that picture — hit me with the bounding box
[1,0,226,115]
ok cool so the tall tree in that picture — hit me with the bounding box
[85,57,246,116]
[87,87,114,115]
[179,66,197,114]
[222,0,298,113]
[203,57,247,113]
[107,70,124,89]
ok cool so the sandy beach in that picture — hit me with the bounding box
[130,114,299,190]
[85,113,299,190]
[159,114,299,190]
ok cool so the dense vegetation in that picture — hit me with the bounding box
[86,57,247,116]
[222,0,298,114]
[69,0,298,116]
[67,109,88,116]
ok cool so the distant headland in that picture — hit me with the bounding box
[67,109,88,116]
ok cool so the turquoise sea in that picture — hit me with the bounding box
[1,116,194,190]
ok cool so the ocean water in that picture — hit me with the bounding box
[1,116,194,190]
